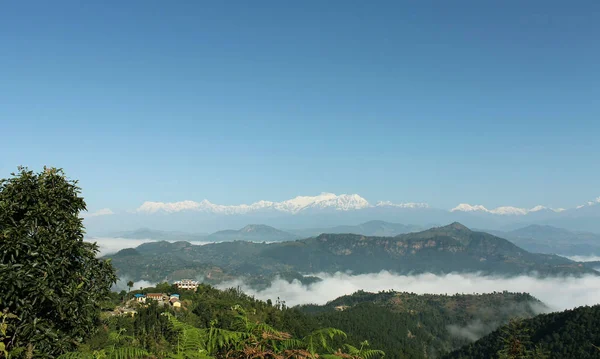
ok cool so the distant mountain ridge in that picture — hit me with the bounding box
[112,228,207,241]
[484,224,600,256]
[112,225,299,243]
[205,224,299,242]
[130,192,599,216]
[289,220,424,237]
[106,223,597,283]
[136,192,376,214]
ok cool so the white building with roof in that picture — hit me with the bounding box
[173,279,199,290]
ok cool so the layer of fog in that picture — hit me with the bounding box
[447,320,494,342]
[565,255,600,262]
[89,237,220,256]
[217,271,600,311]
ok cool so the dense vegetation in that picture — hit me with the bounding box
[107,222,596,285]
[444,305,600,359]
[0,168,116,357]
[0,168,381,358]
[56,284,385,359]
[299,290,544,359]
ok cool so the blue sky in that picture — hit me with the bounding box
[1,1,599,212]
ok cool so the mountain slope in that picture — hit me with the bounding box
[299,290,546,359]
[444,304,600,359]
[107,223,597,283]
[257,222,591,276]
[206,224,299,242]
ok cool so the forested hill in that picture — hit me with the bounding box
[443,304,600,359]
[297,290,545,359]
[106,222,596,283]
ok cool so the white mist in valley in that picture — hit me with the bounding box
[90,237,220,257]
[565,255,600,262]
[217,271,600,311]
[96,236,600,312]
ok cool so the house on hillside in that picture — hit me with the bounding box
[173,279,199,291]
[334,305,350,311]
[170,293,180,300]
[134,294,146,303]
[169,297,182,308]
[146,293,165,301]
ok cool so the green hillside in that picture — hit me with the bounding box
[444,304,600,359]
[299,290,545,359]
[107,223,597,283]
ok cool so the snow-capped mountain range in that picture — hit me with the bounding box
[85,192,600,217]
[83,193,600,235]
[450,203,566,216]
[133,192,600,217]
[135,192,428,215]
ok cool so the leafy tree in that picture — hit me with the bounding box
[497,319,533,359]
[0,167,117,357]
[126,281,134,300]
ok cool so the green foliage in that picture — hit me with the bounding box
[68,296,384,359]
[445,305,600,359]
[300,290,542,359]
[0,167,117,357]
[56,346,149,359]
[343,341,386,359]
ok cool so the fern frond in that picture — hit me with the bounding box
[304,328,347,354]
[358,349,385,359]
[277,338,304,352]
[57,353,95,359]
[105,347,149,359]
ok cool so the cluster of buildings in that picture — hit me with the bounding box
[134,293,182,308]
[125,279,200,312]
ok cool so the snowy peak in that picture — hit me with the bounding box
[375,201,429,209]
[450,203,564,216]
[135,192,371,215]
[273,192,370,213]
[451,204,488,213]
[577,196,600,209]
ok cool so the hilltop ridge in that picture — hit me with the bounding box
[107,223,597,283]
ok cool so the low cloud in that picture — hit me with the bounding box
[447,320,493,342]
[87,237,219,256]
[88,237,157,256]
[217,271,600,311]
[566,255,600,262]
[82,208,114,218]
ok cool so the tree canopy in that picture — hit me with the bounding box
[0,167,117,357]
